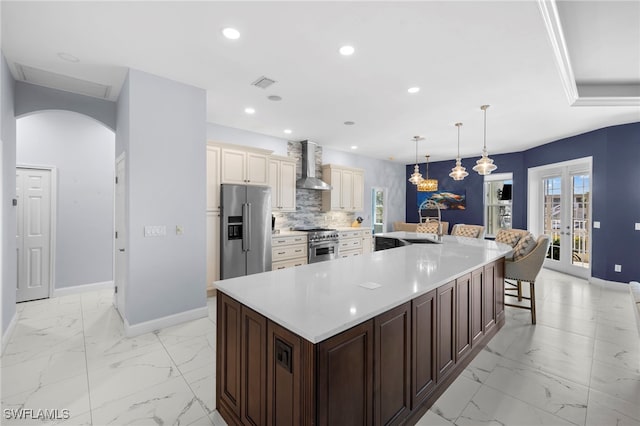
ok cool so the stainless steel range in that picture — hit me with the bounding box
[295,228,339,263]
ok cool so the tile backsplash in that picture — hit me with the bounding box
[273,141,356,230]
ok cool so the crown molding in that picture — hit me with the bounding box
[538,0,639,107]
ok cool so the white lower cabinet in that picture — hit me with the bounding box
[338,229,372,258]
[272,234,308,270]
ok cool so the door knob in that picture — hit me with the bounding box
[119,249,125,252]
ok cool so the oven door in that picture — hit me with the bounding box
[309,240,338,263]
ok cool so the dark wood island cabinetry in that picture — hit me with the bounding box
[217,257,506,426]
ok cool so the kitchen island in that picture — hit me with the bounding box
[216,236,512,426]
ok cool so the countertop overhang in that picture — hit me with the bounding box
[215,236,513,343]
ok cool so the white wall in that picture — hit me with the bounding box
[207,122,287,155]
[17,111,115,289]
[1,53,17,337]
[119,69,207,326]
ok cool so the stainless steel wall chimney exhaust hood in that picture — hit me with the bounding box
[296,140,332,191]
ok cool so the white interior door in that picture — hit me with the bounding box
[538,162,591,278]
[114,155,127,316]
[16,167,52,302]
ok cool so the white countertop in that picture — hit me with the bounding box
[272,230,307,237]
[216,236,512,344]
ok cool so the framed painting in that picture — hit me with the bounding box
[418,190,466,210]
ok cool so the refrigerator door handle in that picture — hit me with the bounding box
[246,203,252,252]
[242,203,248,252]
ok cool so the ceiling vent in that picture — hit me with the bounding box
[15,63,112,99]
[251,76,276,89]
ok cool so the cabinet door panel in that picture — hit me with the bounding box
[279,161,296,211]
[317,321,373,426]
[269,160,279,210]
[217,294,242,418]
[495,258,505,322]
[221,149,246,184]
[375,302,410,426]
[437,281,456,381]
[247,152,269,185]
[471,268,483,346]
[330,168,342,210]
[412,290,437,409]
[353,171,364,211]
[241,306,267,426]
[456,273,472,362]
[483,263,496,332]
[206,146,221,210]
[341,169,353,210]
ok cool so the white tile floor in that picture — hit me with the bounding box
[1,268,639,425]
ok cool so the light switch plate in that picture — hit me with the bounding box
[614,264,622,272]
[176,225,184,235]
[144,225,166,237]
[635,223,640,231]
[593,221,601,229]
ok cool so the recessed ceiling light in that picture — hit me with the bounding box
[268,95,282,101]
[222,28,240,40]
[244,107,255,114]
[408,87,420,94]
[57,52,79,63]
[284,129,292,134]
[351,146,358,150]
[339,45,355,56]
[344,121,355,126]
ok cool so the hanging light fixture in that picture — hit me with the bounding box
[408,136,424,185]
[417,153,438,192]
[473,104,497,175]
[449,122,469,181]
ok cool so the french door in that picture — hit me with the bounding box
[538,162,591,278]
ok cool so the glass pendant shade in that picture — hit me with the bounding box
[408,136,424,185]
[472,149,497,175]
[409,164,423,185]
[449,122,468,181]
[450,158,469,180]
[473,105,497,176]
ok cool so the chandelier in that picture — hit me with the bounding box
[408,136,424,185]
[449,122,468,181]
[472,104,497,175]
[418,154,438,192]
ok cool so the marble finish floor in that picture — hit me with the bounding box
[1,268,639,425]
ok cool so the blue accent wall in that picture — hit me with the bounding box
[406,122,640,283]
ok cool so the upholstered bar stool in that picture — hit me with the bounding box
[451,224,485,239]
[504,235,550,324]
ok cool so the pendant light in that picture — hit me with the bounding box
[418,154,438,192]
[449,122,469,181]
[472,104,497,175]
[408,136,424,185]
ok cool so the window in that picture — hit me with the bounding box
[372,187,386,233]
[484,173,513,237]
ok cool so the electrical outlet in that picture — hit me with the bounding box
[635,223,640,231]
[614,264,622,272]
[176,225,184,235]
[593,221,601,229]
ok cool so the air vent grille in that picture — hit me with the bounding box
[251,76,276,89]
[15,63,112,99]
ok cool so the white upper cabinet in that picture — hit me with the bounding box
[206,145,221,211]
[321,164,365,212]
[221,146,269,186]
[268,155,297,212]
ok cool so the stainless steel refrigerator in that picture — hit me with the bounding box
[220,184,273,279]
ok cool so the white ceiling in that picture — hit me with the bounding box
[2,1,639,163]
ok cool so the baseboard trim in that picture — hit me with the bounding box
[52,281,114,297]
[124,306,208,338]
[1,312,19,355]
